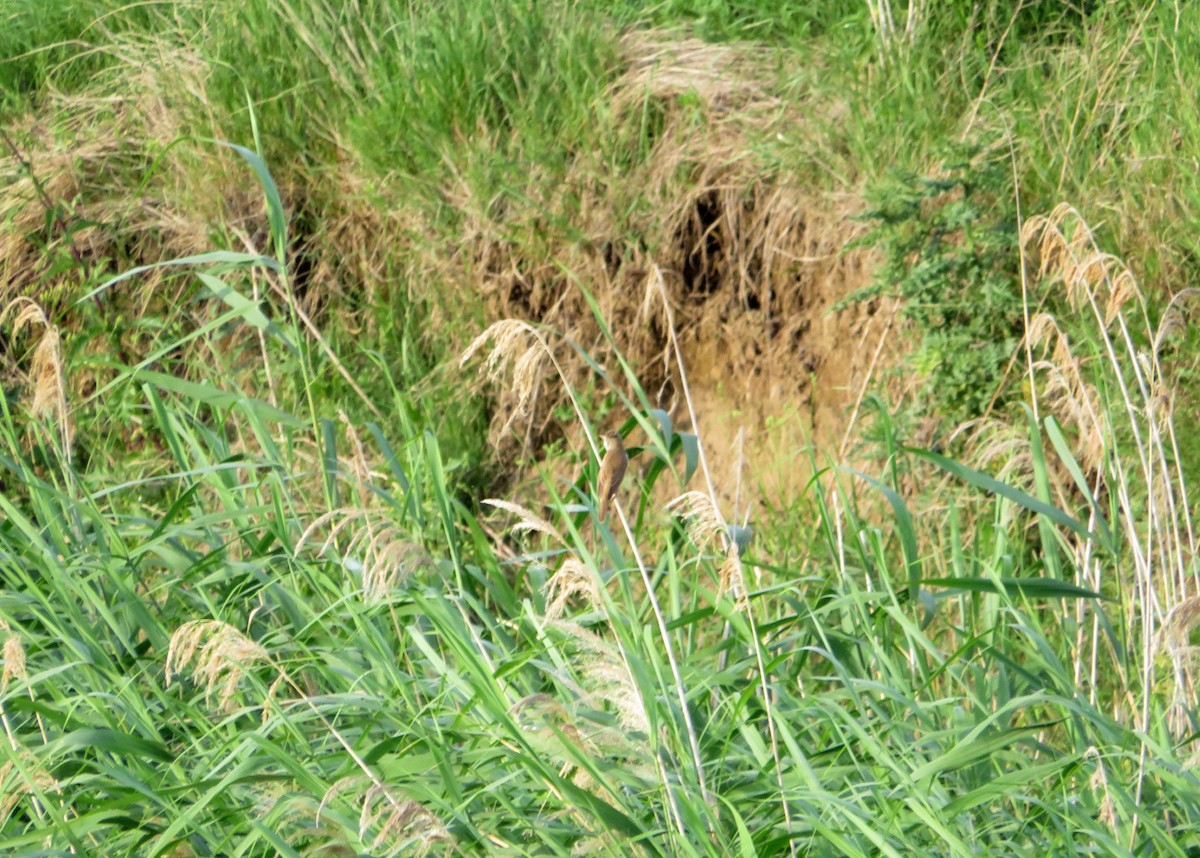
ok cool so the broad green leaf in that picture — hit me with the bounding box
[905,446,1110,551]
[922,576,1107,600]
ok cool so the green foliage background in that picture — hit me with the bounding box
[2,1,1200,856]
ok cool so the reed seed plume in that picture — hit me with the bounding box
[297,509,430,603]
[1157,597,1200,656]
[0,745,60,823]
[2,298,72,448]
[717,545,750,610]
[1156,596,1200,739]
[339,411,385,507]
[544,620,649,734]
[165,620,270,713]
[483,498,566,546]
[510,694,593,789]
[667,491,729,553]
[320,778,451,857]
[1153,288,1200,354]
[543,556,601,619]
[1,635,26,690]
[1084,747,1117,829]
[460,319,553,439]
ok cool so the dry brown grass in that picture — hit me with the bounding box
[0,298,72,453]
[440,31,894,503]
[2,27,895,510]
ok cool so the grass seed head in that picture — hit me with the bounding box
[1,634,26,690]
[544,556,601,619]
[165,620,270,713]
[483,498,566,546]
[667,491,728,552]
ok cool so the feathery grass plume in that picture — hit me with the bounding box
[320,778,450,857]
[1084,746,1118,829]
[297,508,431,603]
[667,491,729,553]
[510,693,591,787]
[717,545,750,611]
[360,785,450,857]
[1025,309,1109,478]
[165,620,270,713]
[543,556,601,619]
[460,319,549,436]
[482,498,566,546]
[1,634,26,690]
[0,744,61,824]
[1152,287,1200,354]
[545,620,649,735]
[340,410,386,508]
[1157,597,1200,656]
[2,298,72,448]
[1156,596,1200,739]
[511,693,652,807]
[1,628,46,746]
[0,633,28,748]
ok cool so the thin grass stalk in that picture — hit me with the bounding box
[1025,205,1200,845]
[607,499,712,823]
[461,318,699,837]
[645,266,795,853]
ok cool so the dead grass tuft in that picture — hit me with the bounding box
[1010,204,1198,741]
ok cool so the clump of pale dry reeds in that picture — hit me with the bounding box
[1016,204,1198,759]
[319,778,451,857]
[165,620,271,713]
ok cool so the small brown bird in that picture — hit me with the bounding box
[596,430,627,522]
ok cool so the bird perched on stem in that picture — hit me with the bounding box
[596,431,627,522]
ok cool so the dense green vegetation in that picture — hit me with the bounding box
[2,1,1200,855]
